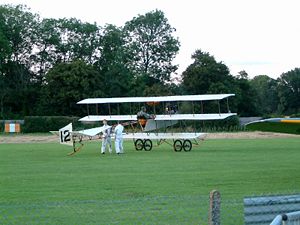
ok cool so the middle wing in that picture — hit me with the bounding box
[79,113,236,122]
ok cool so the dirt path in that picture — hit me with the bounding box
[0,132,298,144]
[0,134,57,144]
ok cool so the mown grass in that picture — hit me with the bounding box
[1,137,300,224]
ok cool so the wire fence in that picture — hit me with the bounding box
[244,193,300,225]
[270,211,300,225]
[0,195,244,225]
[1,193,299,225]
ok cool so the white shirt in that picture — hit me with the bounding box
[114,124,124,139]
[102,124,111,138]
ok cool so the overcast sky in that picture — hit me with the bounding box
[2,0,300,79]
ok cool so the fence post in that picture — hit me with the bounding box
[282,214,287,225]
[209,190,221,225]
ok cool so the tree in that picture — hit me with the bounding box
[250,75,279,115]
[0,4,39,66]
[41,60,104,116]
[234,71,258,116]
[32,18,62,81]
[277,68,300,114]
[124,9,180,82]
[95,24,133,97]
[0,4,39,118]
[181,50,239,113]
[54,18,101,64]
[0,20,11,69]
[182,50,235,94]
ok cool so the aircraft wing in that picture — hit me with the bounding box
[154,113,237,120]
[50,131,59,136]
[73,126,111,137]
[79,113,236,122]
[122,132,206,140]
[77,94,235,104]
[51,123,111,146]
[79,115,137,122]
[246,118,300,135]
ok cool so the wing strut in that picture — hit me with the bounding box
[227,98,230,113]
[108,103,111,115]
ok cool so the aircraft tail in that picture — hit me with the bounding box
[58,123,73,146]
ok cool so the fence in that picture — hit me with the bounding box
[244,194,300,225]
[270,211,300,225]
[0,194,244,225]
[1,193,299,225]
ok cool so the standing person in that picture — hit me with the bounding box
[114,122,124,154]
[101,119,112,154]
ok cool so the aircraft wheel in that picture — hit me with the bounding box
[134,139,144,151]
[183,139,192,152]
[144,139,153,151]
[173,140,183,152]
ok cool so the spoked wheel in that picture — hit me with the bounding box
[144,139,153,151]
[173,139,183,152]
[134,139,144,151]
[183,139,192,152]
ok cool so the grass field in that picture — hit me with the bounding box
[1,137,300,224]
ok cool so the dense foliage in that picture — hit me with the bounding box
[0,4,299,120]
[22,116,80,133]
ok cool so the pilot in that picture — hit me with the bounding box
[137,106,151,128]
[114,122,124,154]
[101,119,112,154]
[137,106,151,119]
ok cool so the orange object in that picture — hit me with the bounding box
[15,123,21,132]
[138,119,147,127]
[5,123,10,132]
[281,119,300,124]
[146,101,159,106]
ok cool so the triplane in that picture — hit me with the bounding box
[52,94,236,155]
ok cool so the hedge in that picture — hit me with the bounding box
[22,116,82,133]
[0,122,4,133]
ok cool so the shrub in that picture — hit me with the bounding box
[23,116,80,133]
[0,122,4,133]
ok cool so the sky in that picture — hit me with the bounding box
[2,0,300,79]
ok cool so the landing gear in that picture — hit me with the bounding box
[134,138,193,152]
[134,139,144,151]
[183,140,192,151]
[173,139,192,152]
[144,139,153,151]
[173,139,183,152]
[134,139,153,151]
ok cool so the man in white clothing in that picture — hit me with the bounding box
[114,122,124,154]
[101,119,112,154]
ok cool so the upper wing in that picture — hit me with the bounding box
[77,94,235,104]
[79,115,137,122]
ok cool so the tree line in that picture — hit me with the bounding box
[0,4,299,119]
